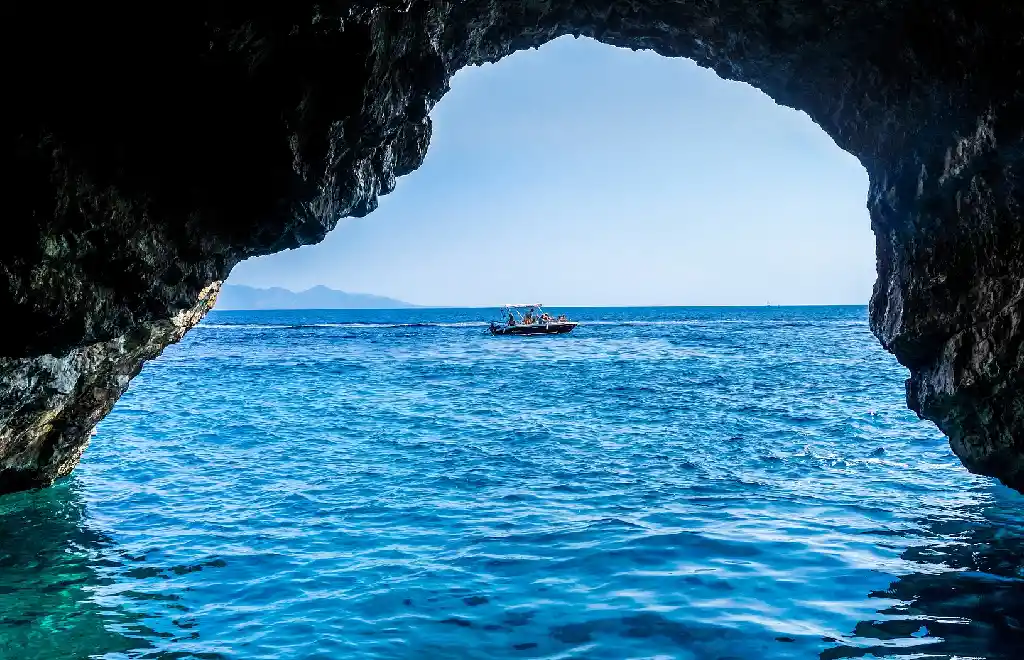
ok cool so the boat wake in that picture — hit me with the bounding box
[197,321,492,330]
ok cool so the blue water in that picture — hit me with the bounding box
[2,306,1023,659]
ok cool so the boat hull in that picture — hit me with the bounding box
[490,322,577,336]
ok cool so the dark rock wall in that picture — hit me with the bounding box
[2,1,1023,493]
[0,283,220,491]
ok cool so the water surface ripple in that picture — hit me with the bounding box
[2,306,1022,659]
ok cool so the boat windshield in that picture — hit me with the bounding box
[497,304,569,325]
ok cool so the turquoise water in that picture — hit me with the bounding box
[2,306,1023,659]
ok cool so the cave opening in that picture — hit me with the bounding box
[227,36,875,309]
[69,38,1014,658]
[5,0,1024,498]
[6,5,1024,657]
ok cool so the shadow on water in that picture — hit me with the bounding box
[0,479,220,660]
[824,486,1024,659]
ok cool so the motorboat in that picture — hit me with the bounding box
[489,304,578,336]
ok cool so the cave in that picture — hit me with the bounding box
[2,1,1023,495]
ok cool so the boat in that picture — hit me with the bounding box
[489,304,578,336]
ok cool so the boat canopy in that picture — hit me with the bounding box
[501,304,543,309]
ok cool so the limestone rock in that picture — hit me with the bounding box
[0,284,221,493]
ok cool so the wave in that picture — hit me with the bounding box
[198,323,294,330]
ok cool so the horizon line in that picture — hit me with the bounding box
[212,302,870,311]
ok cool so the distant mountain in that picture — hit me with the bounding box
[214,284,415,310]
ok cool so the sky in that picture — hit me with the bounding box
[229,36,874,307]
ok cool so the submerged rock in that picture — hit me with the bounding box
[2,1,1024,492]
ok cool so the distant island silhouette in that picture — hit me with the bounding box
[215,285,415,310]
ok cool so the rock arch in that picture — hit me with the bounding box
[2,1,1023,493]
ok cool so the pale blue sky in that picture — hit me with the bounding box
[230,36,873,307]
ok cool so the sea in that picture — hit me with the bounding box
[1,306,1022,659]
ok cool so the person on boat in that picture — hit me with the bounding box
[540,312,552,322]
[557,314,567,322]
[508,313,516,326]
[523,311,533,324]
